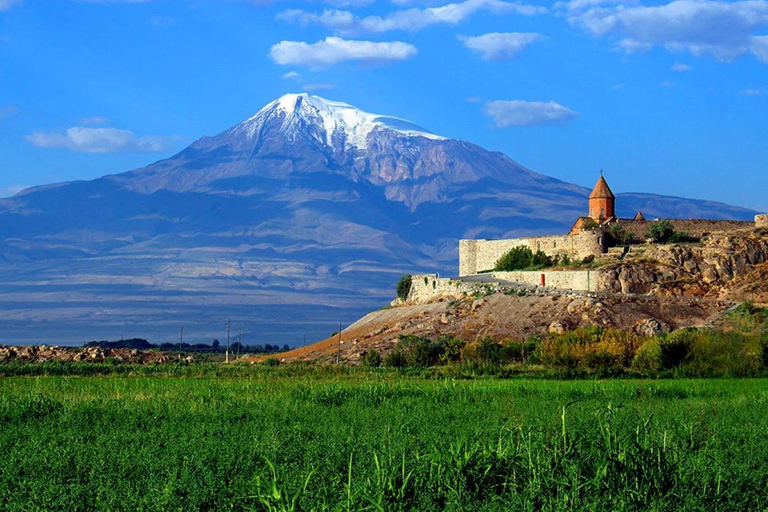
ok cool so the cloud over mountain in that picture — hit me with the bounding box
[460,32,545,59]
[269,37,417,67]
[483,100,579,127]
[26,127,171,154]
[277,0,546,34]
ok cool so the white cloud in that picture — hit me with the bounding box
[660,80,675,87]
[282,71,302,80]
[557,0,768,63]
[277,0,546,34]
[741,88,766,95]
[671,62,692,71]
[482,100,578,127]
[0,184,30,198]
[80,115,110,126]
[26,127,171,154]
[751,35,768,62]
[269,37,417,67]
[459,32,545,59]
[0,0,22,11]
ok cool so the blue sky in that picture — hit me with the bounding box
[0,0,766,211]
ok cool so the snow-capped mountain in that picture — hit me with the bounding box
[0,94,756,345]
[236,93,445,149]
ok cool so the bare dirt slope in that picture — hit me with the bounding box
[253,291,731,364]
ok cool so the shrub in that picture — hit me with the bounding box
[761,334,768,369]
[495,246,535,271]
[438,336,466,364]
[532,250,551,267]
[399,335,439,367]
[669,231,698,244]
[396,275,412,300]
[362,349,381,368]
[476,337,503,365]
[659,330,695,369]
[632,339,662,373]
[263,358,280,367]
[645,220,675,243]
[383,350,407,368]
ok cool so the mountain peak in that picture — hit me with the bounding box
[237,93,446,150]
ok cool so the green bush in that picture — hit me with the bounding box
[632,339,662,373]
[396,275,412,300]
[659,330,695,369]
[383,350,407,368]
[362,349,382,368]
[645,220,675,243]
[494,247,551,271]
[263,358,280,367]
[668,231,698,244]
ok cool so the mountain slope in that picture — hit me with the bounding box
[0,94,756,345]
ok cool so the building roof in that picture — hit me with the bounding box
[589,175,615,200]
[634,210,646,221]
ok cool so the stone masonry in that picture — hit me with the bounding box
[459,231,605,276]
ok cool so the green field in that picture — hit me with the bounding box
[1,372,767,511]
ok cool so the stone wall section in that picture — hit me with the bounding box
[459,232,604,276]
[406,274,492,303]
[757,215,768,229]
[405,270,604,305]
[491,270,601,292]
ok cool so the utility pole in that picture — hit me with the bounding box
[237,331,242,359]
[179,325,183,359]
[336,321,342,364]
[226,319,231,364]
[303,333,306,348]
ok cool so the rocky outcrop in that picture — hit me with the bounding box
[599,232,768,297]
[0,345,180,364]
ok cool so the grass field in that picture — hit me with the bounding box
[1,372,767,511]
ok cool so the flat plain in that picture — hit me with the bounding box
[1,371,767,511]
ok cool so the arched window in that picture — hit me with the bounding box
[601,208,605,217]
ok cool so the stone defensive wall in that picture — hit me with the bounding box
[459,232,605,276]
[407,274,491,304]
[406,271,603,304]
[757,215,768,229]
[616,219,755,239]
[490,270,601,292]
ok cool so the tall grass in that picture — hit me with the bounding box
[1,376,767,510]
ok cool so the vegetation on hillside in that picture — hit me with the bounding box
[396,274,412,300]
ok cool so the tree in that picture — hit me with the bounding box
[211,339,220,349]
[384,350,407,368]
[495,246,535,271]
[646,220,675,243]
[396,275,412,300]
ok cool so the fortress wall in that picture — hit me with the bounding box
[407,274,489,303]
[459,232,604,276]
[491,270,601,292]
[406,270,604,305]
[616,219,754,240]
[757,215,768,229]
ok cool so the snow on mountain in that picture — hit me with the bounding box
[235,93,446,150]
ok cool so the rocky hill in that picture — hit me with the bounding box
[0,94,757,345]
[599,229,768,299]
